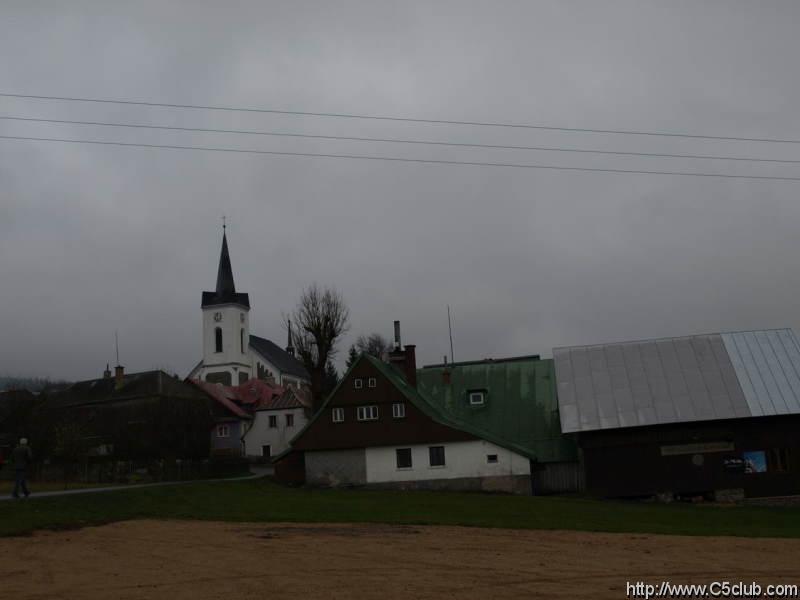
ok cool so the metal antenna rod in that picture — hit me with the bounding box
[115,330,120,365]
[447,305,455,364]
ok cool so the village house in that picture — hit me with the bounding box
[242,384,312,459]
[186,379,253,457]
[279,323,543,494]
[188,378,312,459]
[42,366,214,461]
[554,328,800,500]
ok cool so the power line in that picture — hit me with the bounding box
[3,115,800,165]
[2,133,800,181]
[2,92,799,145]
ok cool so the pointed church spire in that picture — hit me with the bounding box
[286,319,295,357]
[201,221,249,309]
[215,228,236,296]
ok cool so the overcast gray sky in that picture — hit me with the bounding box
[2,1,800,381]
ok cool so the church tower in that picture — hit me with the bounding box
[199,227,251,385]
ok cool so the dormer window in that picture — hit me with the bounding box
[354,378,364,389]
[468,391,486,405]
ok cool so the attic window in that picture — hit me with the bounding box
[368,377,377,388]
[468,391,486,405]
[487,454,498,464]
[354,378,364,389]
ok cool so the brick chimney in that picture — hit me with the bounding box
[388,321,417,388]
[403,344,417,388]
[114,365,125,388]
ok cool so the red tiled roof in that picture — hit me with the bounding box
[187,378,310,416]
[187,379,251,420]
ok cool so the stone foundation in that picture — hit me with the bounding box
[365,474,531,495]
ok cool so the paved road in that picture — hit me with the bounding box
[1,466,273,501]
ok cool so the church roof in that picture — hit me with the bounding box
[201,231,250,308]
[250,335,310,379]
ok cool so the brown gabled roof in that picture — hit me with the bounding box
[255,386,311,411]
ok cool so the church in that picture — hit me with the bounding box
[187,228,310,389]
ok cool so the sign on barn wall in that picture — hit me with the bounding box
[659,441,734,456]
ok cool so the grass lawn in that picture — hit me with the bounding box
[1,478,799,538]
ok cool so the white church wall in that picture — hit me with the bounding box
[200,304,251,383]
[251,352,281,383]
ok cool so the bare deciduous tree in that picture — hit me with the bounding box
[346,333,391,368]
[285,284,349,407]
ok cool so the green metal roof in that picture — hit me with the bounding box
[365,355,540,459]
[417,358,577,463]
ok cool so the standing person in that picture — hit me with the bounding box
[12,438,33,499]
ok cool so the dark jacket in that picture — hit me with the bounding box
[12,445,33,470]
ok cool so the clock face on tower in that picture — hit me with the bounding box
[214,312,222,322]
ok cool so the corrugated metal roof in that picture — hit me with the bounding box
[554,329,800,433]
[418,358,578,463]
[722,329,800,417]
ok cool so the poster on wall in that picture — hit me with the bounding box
[744,451,767,474]
[723,457,745,472]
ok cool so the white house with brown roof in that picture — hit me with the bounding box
[243,387,312,459]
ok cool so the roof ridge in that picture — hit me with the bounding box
[553,328,792,351]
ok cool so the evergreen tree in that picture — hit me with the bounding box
[345,345,360,369]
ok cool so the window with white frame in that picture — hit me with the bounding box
[332,407,345,423]
[354,378,364,389]
[368,377,377,388]
[357,405,379,421]
[468,391,486,405]
[216,425,230,438]
[392,403,406,419]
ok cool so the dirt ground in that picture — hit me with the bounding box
[1,520,799,599]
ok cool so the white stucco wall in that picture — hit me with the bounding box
[364,440,530,484]
[243,406,308,457]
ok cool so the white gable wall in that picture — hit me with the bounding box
[244,406,308,457]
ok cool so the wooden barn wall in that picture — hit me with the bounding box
[578,415,800,498]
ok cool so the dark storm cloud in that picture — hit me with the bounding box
[2,1,800,380]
